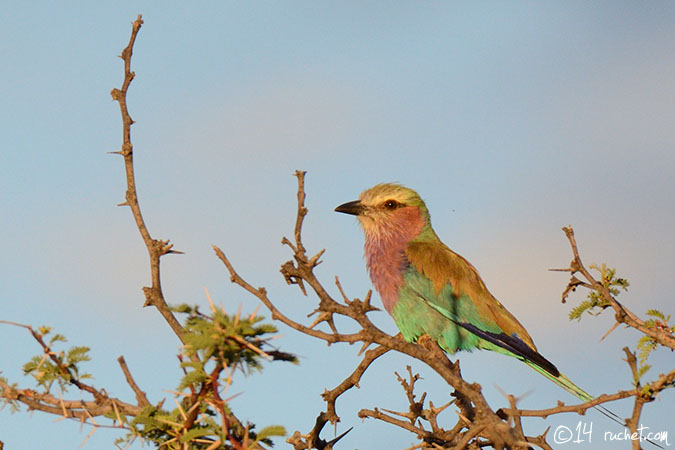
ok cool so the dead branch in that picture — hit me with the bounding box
[109,14,185,342]
[0,377,141,420]
[502,389,637,418]
[117,356,150,407]
[321,345,390,424]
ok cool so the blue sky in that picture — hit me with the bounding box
[1,2,674,449]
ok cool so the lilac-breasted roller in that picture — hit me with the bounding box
[335,183,604,406]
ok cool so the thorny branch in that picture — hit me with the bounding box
[109,14,185,342]
[107,18,267,449]
[2,16,270,450]
[357,366,457,446]
[322,345,390,424]
[0,320,143,423]
[554,226,675,446]
[117,356,150,408]
[558,226,675,350]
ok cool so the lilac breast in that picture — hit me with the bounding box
[363,207,424,313]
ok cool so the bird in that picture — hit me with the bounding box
[334,182,609,410]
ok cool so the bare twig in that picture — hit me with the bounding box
[117,356,150,407]
[358,407,440,442]
[503,389,636,418]
[622,348,648,450]
[109,14,185,342]
[0,377,141,420]
[287,411,353,450]
[292,170,309,258]
[213,244,365,345]
[321,345,390,424]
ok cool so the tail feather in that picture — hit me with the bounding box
[523,360,663,449]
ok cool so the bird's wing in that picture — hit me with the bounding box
[405,240,538,351]
[404,241,560,376]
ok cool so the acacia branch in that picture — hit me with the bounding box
[117,356,150,407]
[0,321,101,400]
[623,348,646,450]
[502,389,636,418]
[213,245,365,345]
[208,364,246,450]
[106,18,271,450]
[109,14,185,342]
[0,378,141,420]
[560,226,675,350]
[503,362,674,422]
[358,366,458,446]
[0,321,148,425]
[287,411,352,450]
[321,345,390,424]
[358,407,440,442]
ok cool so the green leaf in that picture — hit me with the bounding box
[640,382,654,398]
[172,303,196,314]
[645,309,670,323]
[67,346,91,364]
[634,364,652,386]
[256,425,286,441]
[49,333,67,344]
[637,337,655,363]
[179,427,213,443]
[569,300,593,320]
[253,324,278,335]
[178,369,209,391]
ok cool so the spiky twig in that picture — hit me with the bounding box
[559,226,675,350]
[109,14,185,341]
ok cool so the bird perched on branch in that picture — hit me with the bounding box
[334,183,601,405]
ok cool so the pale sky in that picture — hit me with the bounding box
[1,3,674,449]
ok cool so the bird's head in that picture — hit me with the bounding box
[335,183,432,241]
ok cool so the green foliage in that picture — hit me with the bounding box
[568,263,629,321]
[115,406,286,450]
[633,309,674,386]
[21,328,91,392]
[255,425,286,442]
[643,309,673,332]
[568,299,597,321]
[637,335,658,367]
[111,304,297,449]
[177,303,298,373]
[177,364,209,391]
[6,305,295,449]
[564,263,672,389]
[116,403,287,449]
[640,383,655,398]
[633,361,652,387]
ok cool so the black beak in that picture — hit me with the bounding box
[335,200,364,216]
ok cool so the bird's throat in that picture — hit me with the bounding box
[363,207,425,313]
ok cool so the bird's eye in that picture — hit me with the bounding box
[383,200,399,210]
